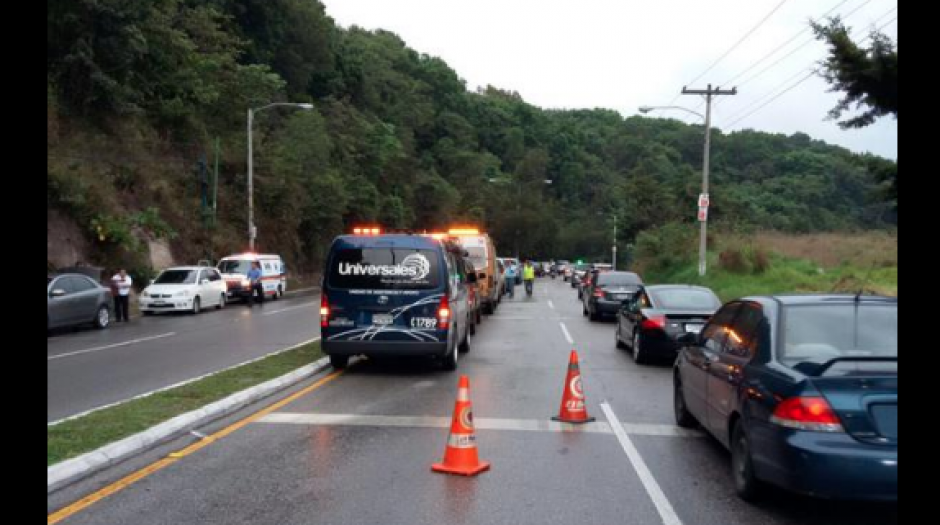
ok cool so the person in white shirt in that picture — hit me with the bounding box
[111,269,133,322]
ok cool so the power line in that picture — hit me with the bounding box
[724,15,896,128]
[717,5,896,119]
[714,0,889,116]
[668,0,793,106]
[719,0,859,87]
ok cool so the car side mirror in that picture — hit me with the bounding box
[677,332,699,346]
[50,289,67,298]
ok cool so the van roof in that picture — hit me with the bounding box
[219,253,281,260]
[332,233,442,251]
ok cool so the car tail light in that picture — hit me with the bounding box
[641,315,666,330]
[771,397,844,433]
[320,294,330,328]
[438,295,451,329]
[593,288,605,298]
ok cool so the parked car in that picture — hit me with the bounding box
[577,266,615,300]
[616,285,721,364]
[673,294,897,502]
[47,273,114,331]
[570,263,590,288]
[139,266,228,315]
[581,271,643,321]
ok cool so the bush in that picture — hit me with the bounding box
[635,222,697,274]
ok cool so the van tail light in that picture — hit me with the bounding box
[641,315,666,330]
[771,397,844,433]
[320,294,330,328]
[438,295,451,330]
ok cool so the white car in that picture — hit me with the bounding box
[140,266,228,315]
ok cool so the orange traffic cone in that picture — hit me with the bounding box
[431,375,491,476]
[552,350,596,424]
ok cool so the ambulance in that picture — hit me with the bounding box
[217,253,287,301]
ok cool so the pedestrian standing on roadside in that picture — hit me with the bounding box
[111,268,133,322]
[248,261,264,307]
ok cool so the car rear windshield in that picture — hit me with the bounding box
[328,248,441,290]
[218,260,252,275]
[155,270,198,284]
[596,273,642,286]
[781,303,898,363]
[464,246,487,270]
[649,289,721,310]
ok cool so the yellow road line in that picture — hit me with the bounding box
[48,367,346,524]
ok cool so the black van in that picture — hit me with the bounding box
[320,233,474,371]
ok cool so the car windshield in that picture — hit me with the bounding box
[218,260,252,275]
[780,303,898,364]
[154,270,198,284]
[650,289,721,310]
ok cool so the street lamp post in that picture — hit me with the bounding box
[639,104,709,276]
[247,102,314,251]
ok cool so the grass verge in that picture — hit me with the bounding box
[48,340,323,466]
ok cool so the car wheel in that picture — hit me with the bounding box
[192,296,201,314]
[615,321,627,349]
[731,421,763,501]
[632,331,649,364]
[469,315,476,336]
[441,335,459,371]
[216,293,226,310]
[674,374,697,428]
[93,305,110,329]
[476,308,482,325]
[589,307,599,322]
[329,355,349,369]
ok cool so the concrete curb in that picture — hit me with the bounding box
[47,356,331,494]
[284,286,319,295]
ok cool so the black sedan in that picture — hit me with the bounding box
[616,284,721,364]
[48,273,114,331]
[673,294,897,502]
[582,271,642,321]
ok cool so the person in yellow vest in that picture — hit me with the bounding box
[522,260,536,296]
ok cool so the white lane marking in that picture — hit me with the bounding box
[257,413,702,438]
[559,322,574,345]
[262,302,317,316]
[548,300,555,310]
[600,402,684,525]
[47,332,177,361]
[48,336,322,426]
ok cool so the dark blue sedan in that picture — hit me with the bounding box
[673,294,897,502]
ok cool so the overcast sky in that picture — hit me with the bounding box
[319,0,897,160]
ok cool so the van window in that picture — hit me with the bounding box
[328,248,441,290]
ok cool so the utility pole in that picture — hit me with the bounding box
[681,84,736,276]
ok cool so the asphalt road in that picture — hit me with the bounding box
[47,290,321,423]
[48,279,898,524]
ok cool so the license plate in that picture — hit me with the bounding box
[372,313,394,325]
[685,323,704,333]
[153,301,165,306]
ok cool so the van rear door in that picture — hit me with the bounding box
[325,247,445,342]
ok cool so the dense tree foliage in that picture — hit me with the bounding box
[48,0,897,272]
